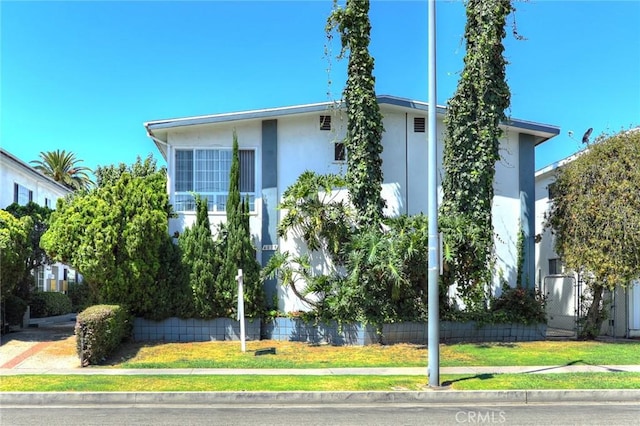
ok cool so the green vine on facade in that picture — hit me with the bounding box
[440,0,514,309]
[516,226,525,288]
[327,0,385,228]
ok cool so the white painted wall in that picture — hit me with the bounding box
[630,281,640,337]
[0,150,76,289]
[161,107,531,313]
[492,135,521,294]
[534,168,559,283]
[165,122,263,251]
[0,152,70,209]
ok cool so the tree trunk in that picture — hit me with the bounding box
[579,283,606,340]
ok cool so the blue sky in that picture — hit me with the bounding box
[1,1,639,174]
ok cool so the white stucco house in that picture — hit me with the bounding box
[0,148,80,292]
[145,95,559,313]
[535,153,640,337]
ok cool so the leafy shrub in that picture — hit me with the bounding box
[491,285,547,325]
[67,283,95,312]
[440,285,547,326]
[30,292,73,318]
[4,295,28,326]
[75,305,131,366]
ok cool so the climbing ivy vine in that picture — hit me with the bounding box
[440,0,514,310]
[327,0,385,228]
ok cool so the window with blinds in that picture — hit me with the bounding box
[174,148,255,212]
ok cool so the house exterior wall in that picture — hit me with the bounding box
[534,167,559,282]
[630,280,640,337]
[165,122,263,243]
[535,156,638,337]
[151,99,554,315]
[0,150,69,209]
[0,149,76,291]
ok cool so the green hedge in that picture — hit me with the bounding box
[30,292,73,318]
[67,283,94,312]
[75,305,131,366]
[4,295,28,326]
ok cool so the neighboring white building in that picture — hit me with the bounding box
[535,153,640,338]
[0,148,80,292]
[145,95,560,312]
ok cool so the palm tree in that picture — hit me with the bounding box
[31,150,94,191]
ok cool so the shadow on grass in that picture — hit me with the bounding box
[442,373,494,386]
[474,342,517,349]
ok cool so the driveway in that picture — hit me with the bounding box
[0,314,80,370]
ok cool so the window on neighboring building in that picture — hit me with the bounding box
[549,258,564,275]
[35,266,45,292]
[174,148,256,213]
[14,183,33,205]
[548,182,558,200]
[334,142,346,162]
[414,117,426,133]
[45,198,51,208]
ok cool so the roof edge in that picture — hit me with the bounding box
[0,149,73,195]
[144,95,560,140]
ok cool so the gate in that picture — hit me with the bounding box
[543,275,580,338]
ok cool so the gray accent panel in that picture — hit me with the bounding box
[519,133,536,289]
[261,120,278,303]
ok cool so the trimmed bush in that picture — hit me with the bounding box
[75,305,131,366]
[4,295,28,326]
[67,283,94,312]
[30,292,73,318]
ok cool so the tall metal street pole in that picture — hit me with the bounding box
[427,0,440,388]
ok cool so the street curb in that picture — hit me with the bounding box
[2,390,640,406]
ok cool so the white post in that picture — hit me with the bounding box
[236,269,246,352]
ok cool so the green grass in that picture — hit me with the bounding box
[441,340,640,366]
[2,373,640,392]
[107,340,640,369]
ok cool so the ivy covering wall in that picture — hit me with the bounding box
[440,0,513,310]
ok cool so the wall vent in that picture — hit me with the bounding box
[414,117,426,133]
[320,115,332,131]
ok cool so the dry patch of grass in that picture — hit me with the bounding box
[40,335,77,357]
[110,340,426,369]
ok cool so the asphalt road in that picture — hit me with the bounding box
[2,402,639,426]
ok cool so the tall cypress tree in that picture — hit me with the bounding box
[217,131,263,317]
[179,194,220,318]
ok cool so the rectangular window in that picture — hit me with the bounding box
[548,182,558,200]
[45,198,51,208]
[36,267,45,292]
[549,258,564,275]
[334,142,346,162]
[174,148,256,213]
[14,183,33,206]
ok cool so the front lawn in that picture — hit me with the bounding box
[105,339,640,369]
